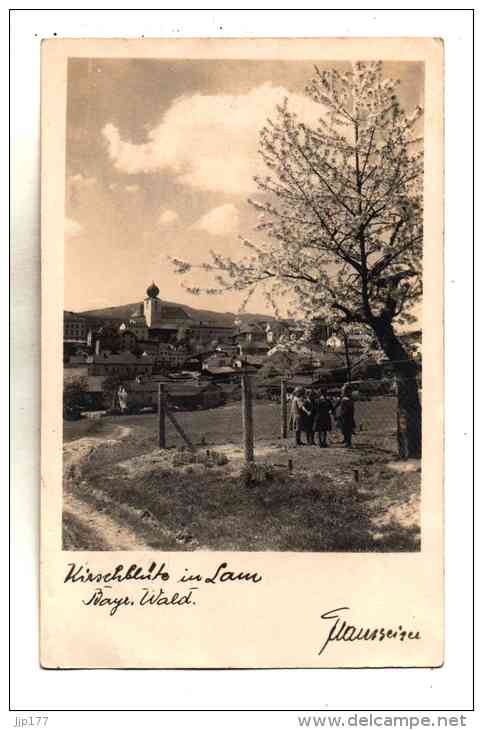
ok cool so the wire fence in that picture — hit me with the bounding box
[140,374,422,461]
[65,370,421,463]
[248,376,422,460]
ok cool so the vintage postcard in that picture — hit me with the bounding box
[41,37,443,668]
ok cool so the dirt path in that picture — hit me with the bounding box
[62,414,420,552]
[63,424,149,551]
[63,424,129,469]
[63,493,148,550]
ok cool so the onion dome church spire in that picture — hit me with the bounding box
[146,281,160,299]
[145,282,162,328]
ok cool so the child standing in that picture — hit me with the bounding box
[303,389,317,445]
[339,383,356,448]
[313,389,334,447]
[290,387,310,446]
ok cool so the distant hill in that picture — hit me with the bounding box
[78,300,277,326]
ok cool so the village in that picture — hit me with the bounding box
[64,281,421,418]
[62,282,422,555]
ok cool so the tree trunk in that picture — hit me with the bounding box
[395,375,421,459]
[343,334,352,382]
[371,317,421,459]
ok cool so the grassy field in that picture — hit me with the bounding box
[64,397,399,452]
[63,397,420,553]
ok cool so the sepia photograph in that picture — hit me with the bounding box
[62,54,424,554]
[38,34,444,671]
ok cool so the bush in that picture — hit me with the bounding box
[171,448,229,469]
[63,377,88,419]
[240,461,275,485]
[63,404,82,421]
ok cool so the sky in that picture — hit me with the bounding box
[64,58,424,315]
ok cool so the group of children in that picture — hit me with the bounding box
[289,383,356,449]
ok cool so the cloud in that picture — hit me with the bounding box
[194,204,240,236]
[65,217,83,239]
[158,209,179,226]
[68,173,96,188]
[102,84,326,195]
[107,182,140,193]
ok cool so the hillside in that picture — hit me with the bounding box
[79,300,277,326]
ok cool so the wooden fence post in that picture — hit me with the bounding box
[241,373,254,463]
[166,408,196,452]
[158,383,166,449]
[280,378,287,439]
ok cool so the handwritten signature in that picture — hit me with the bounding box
[318,607,421,655]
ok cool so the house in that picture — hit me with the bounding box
[88,351,155,378]
[190,321,237,347]
[202,352,235,370]
[168,382,224,410]
[326,327,373,355]
[128,379,224,411]
[155,343,191,368]
[64,312,88,343]
[202,365,239,383]
[266,342,327,370]
[118,325,138,352]
[233,354,266,370]
[215,342,238,355]
[237,334,271,368]
[88,325,122,354]
[236,322,268,347]
[64,365,88,383]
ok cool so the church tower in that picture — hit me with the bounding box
[144,282,162,329]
